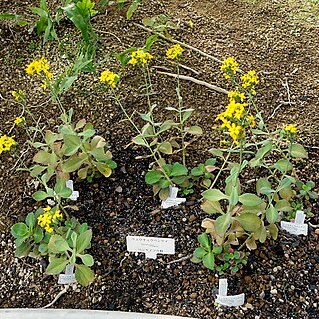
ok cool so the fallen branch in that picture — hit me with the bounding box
[133,23,222,64]
[42,286,68,309]
[167,255,191,265]
[157,71,228,94]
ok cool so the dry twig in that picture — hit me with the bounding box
[157,71,228,94]
[42,286,68,309]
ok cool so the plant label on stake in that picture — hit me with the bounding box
[58,264,76,285]
[161,186,186,209]
[215,278,245,307]
[280,210,308,236]
[126,236,175,259]
[66,180,79,201]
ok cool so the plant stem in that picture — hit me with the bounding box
[110,88,173,184]
[176,63,186,166]
[209,143,234,189]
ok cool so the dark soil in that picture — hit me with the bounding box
[0,0,319,318]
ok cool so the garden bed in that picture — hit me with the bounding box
[0,0,318,318]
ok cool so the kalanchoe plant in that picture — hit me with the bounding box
[102,43,204,200]
[194,56,312,272]
[24,108,116,202]
[11,208,95,286]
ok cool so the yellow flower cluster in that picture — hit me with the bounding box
[25,58,53,79]
[37,206,63,233]
[241,70,258,94]
[128,49,153,66]
[0,135,16,154]
[216,88,256,144]
[100,69,120,88]
[11,90,26,102]
[14,117,24,125]
[227,89,246,103]
[284,124,297,134]
[221,56,239,79]
[166,44,184,60]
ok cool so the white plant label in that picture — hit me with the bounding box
[66,180,79,201]
[126,236,175,259]
[280,210,308,236]
[58,264,76,285]
[161,186,186,209]
[215,278,245,307]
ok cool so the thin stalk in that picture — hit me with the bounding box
[176,63,186,166]
[110,88,173,184]
[209,143,234,189]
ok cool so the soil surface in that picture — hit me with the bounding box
[0,0,319,318]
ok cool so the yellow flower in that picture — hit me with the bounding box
[11,90,26,102]
[25,57,53,79]
[100,69,119,88]
[0,135,16,154]
[166,44,184,60]
[14,117,24,125]
[228,89,246,102]
[241,70,258,91]
[37,206,63,233]
[284,124,297,134]
[247,115,256,128]
[128,49,153,66]
[228,123,242,144]
[221,56,239,79]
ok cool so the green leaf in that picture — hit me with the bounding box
[30,165,47,177]
[193,247,207,259]
[33,227,44,244]
[78,129,96,138]
[215,213,231,236]
[197,233,211,249]
[25,213,35,228]
[32,190,50,201]
[267,223,278,240]
[0,13,19,19]
[46,257,68,275]
[239,193,263,207]
[265,205,279,223]
[63,134,81,156]
[201,200,223,214]
[11,223,29,238]
[158,142,173,154]
[256,178,272,195]
[212,246,223,254]
[249,141,273,167]
[235,213,261,232]
[274,159,293,173]
[209,148,224,158]
[48,235,71,253]
[61,156,86,172]
[202,251,215,270]
[94,162,112,177]
[180,109,194,123]
[275,199,292,212]
[15,241,31,257]
[132,135,147,146]
[75,264,94,286]
[191,165,205,177]
[290,143,308,158]
[185,125,203,135]
[76,229,92,253]
[202,189,228,202]
[145,170,164,184]
[229,185,239,206]
[126,0,141,19]
[54,179,72,198]
[170,163,188,177]
[33,150,51,164]
[79,254,94,266]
